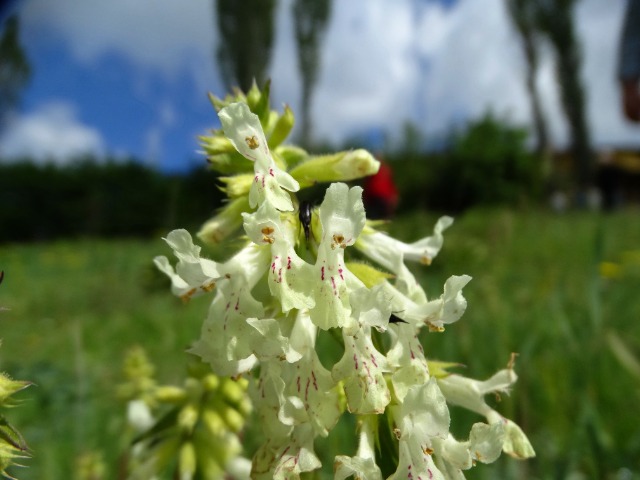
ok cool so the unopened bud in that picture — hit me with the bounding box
[268,105,295,149]
[201,374,220,392]
[219,378,247,404]
[346,261,393,289]
[154,386,187,404]
[199,134,235,156]
[178,404,199,433]
[202,409,225,436]
[289,149,380,187]
[0,374,30,405]
[219,174,253,198]
[178,441,197,480]
[220,405,245,433]
[197,196,250,246]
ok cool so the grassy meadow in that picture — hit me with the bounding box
[1,207,640,479]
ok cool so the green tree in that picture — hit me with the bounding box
[215,0,277,92]
[0,15,31,129]
[292,0,331,148]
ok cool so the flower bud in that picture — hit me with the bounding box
[199,134,235,156]
[219,174,253,198]
[220,405,245,433]
[289,149,380,187]
[178,404,199,433]
[197,196,250,246]
[219,378,247,404]
[201,374,220,393]
[345,261,393,289]
[178,441,197,480]
[205,152,254,175]
[202,410,225,436]
[0,374,30,405]
[274,144,307,169]
[154,386,187,404]
[268,105,295,149]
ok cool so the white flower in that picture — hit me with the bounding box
[431,422,505,476]
[354,216,453,274]
[218,103,299,211]
[242,202,315,313]
[436,363,536,459]
[251,423,321,480]
[154,229,221,301]
[332,326,390,414]
[309,183,366,330]
[334,416,383,480]
[189,244,270,376]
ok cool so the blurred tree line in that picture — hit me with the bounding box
[378,112,542,214]
[0,159,224,243]
[0,111,542,243]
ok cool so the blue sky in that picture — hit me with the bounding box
[0,0,638,173]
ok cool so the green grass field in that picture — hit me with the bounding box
[1,207,640,479]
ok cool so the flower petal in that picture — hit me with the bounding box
[332,327,390,414]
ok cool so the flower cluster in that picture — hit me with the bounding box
[118,347,251,479]
[156,83,534,479]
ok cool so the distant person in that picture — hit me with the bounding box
[363,159,398,219]
[620,0,640,122]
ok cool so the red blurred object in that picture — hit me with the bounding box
[364,161,399,219]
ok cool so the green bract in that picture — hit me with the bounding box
[156,89,535,479]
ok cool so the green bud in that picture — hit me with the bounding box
[219,378,247,405]
[154,386,187,404]
[0,442,26,479]
[220,405,245,433]
[197,196,250,246]
[202,410,225,437]
[199,134,235,156]
[345,261,394,289]
[246,81,262,112]
[205,152,254,175]
[178,404,199,434]
[275,144,308,169]
[289,149,380,187]
[218,174,253,198]
[0,375,30,406]
[207,92,227,112]
[201,374,220,393]
[178,441,197,480]
[254,79,271,124]
[268,105,295,149]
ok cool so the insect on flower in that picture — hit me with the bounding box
[389,313,408,324]
[299,200,313,243]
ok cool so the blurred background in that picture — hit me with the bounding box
[1,0,640,478]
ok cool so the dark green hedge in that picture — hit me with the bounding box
[0,159,224,242]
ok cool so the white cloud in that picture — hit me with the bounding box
[577,0,639,147]
[0,101,105,163]
[21,0,219,90]
[17,0,640,152]
[275,0,640,149]
[280,0,420,144]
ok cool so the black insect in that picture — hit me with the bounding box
[299,201,313,242]
[389,313,408,324]
[0,271,4,286]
